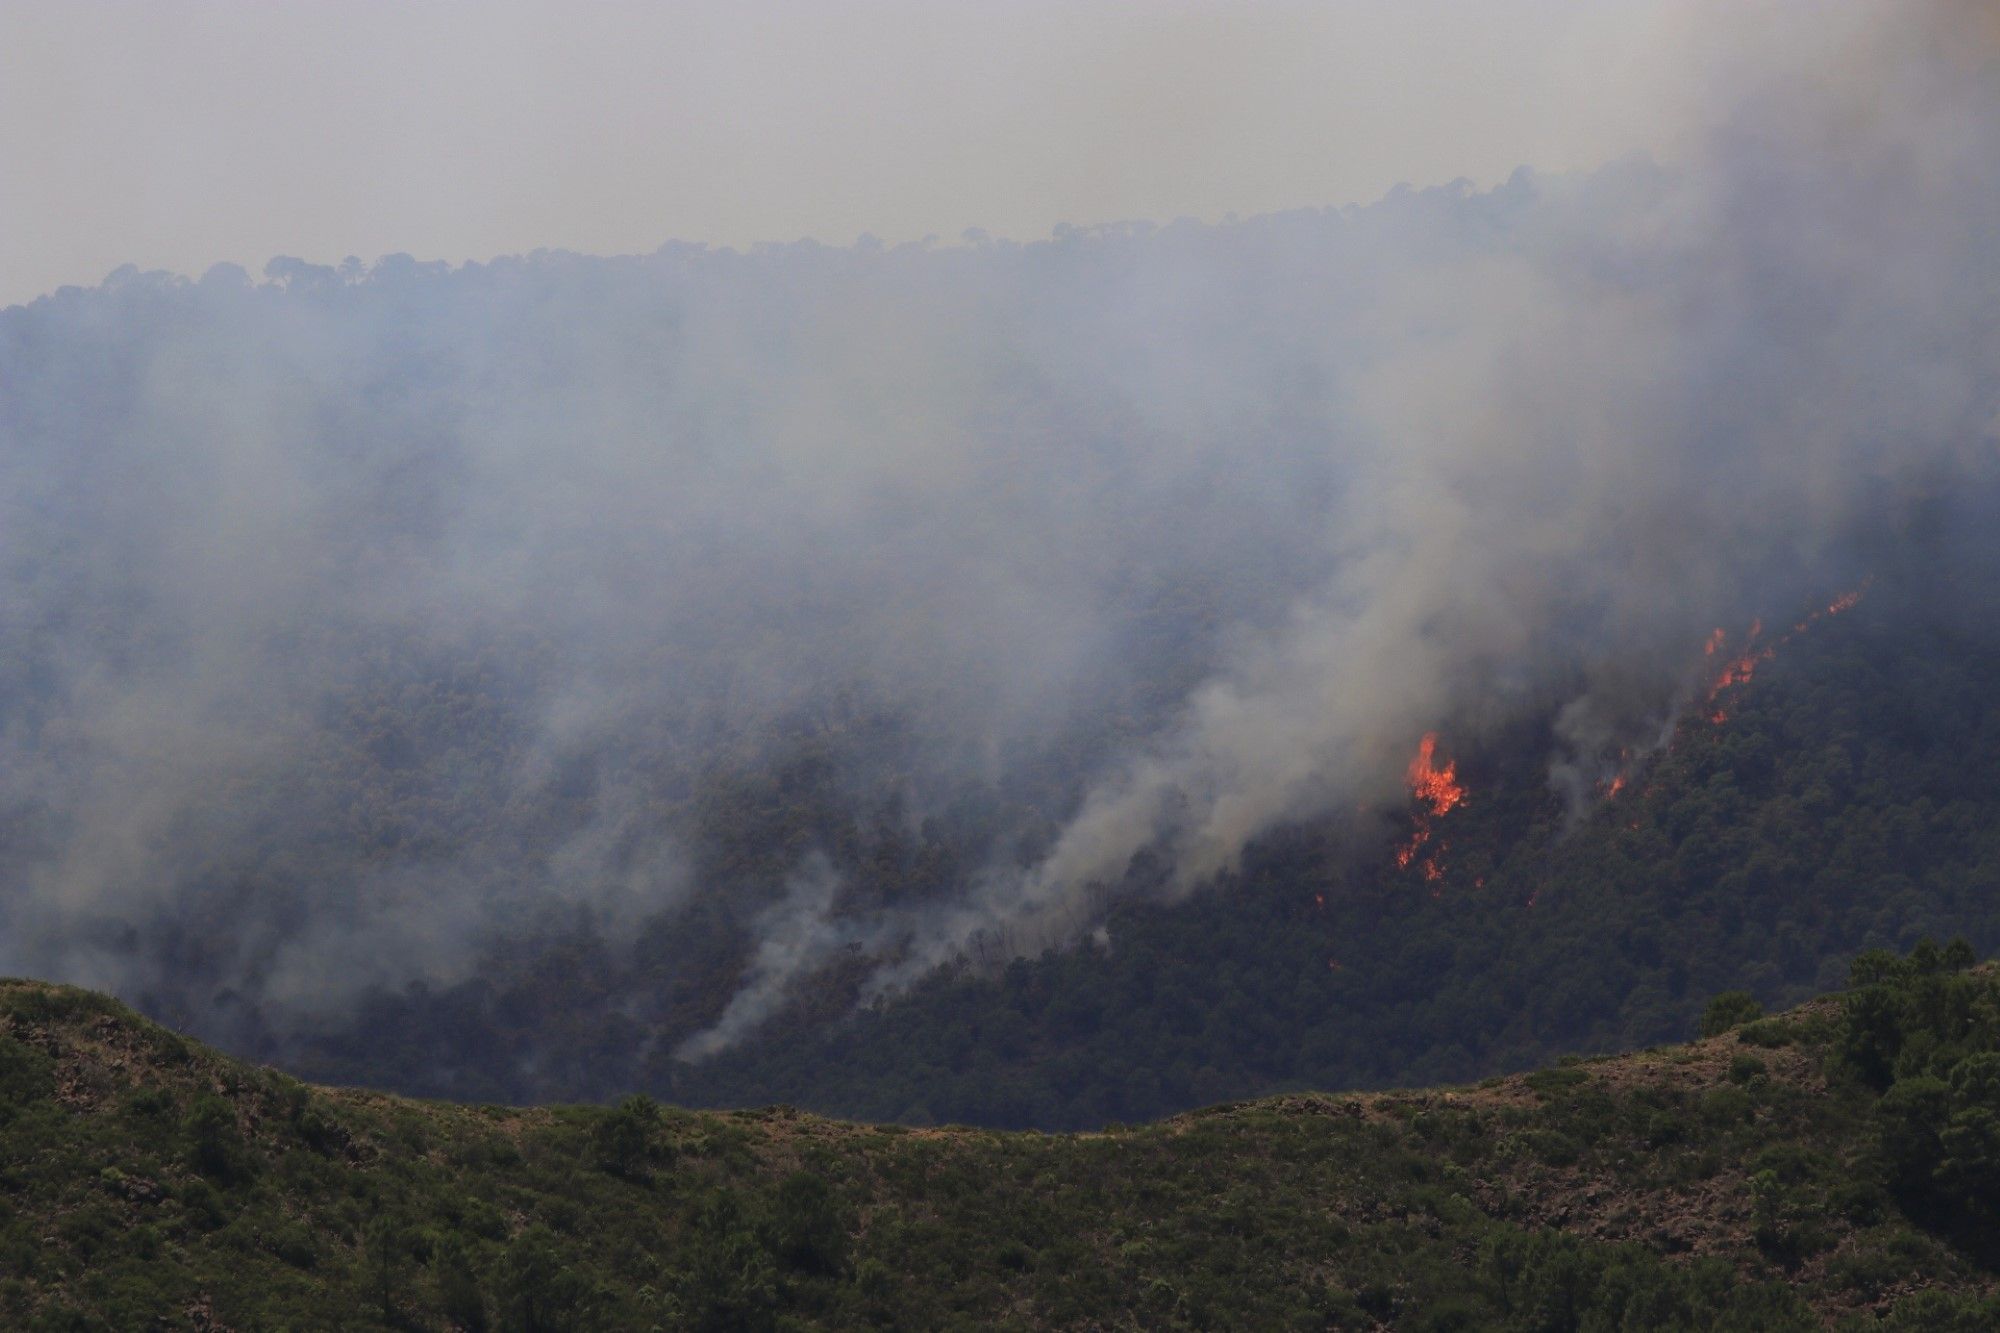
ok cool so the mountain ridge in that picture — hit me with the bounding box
[6,949,2000,1328]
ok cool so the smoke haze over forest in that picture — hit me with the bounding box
[1,1,1996,1065]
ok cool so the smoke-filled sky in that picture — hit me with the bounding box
[1,0,1996,1064]
[1,0,1716,309]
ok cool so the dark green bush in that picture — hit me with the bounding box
[1738,1020,1795,1048]
[0,1035,54,1112]
[183,1093,256,1186]
[1729,1054,1768,1085]
[591,1093,665,1181]
[1701,992,1764,1038]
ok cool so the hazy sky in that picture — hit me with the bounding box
[0,0,1705,308]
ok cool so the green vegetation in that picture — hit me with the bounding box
[7,945,2000,1328]
[1701,991,1765,1038]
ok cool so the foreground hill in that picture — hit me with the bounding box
[6,946,2000,1329]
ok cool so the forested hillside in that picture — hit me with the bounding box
[276,515,2000,1130]
[7,948,2000,1328]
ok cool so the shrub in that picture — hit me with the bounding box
[1728,1054,1768,1085]
[494,1226,604,1331]
[437,1238,489,1332]
[593,1094,666,1181]
[1738,1019,1794,1048]
[1700,991,1763,1038]
[0,1035,54,1113]
[1524,1068,1588,1098]
[183,1094,256,1185]
[763,1171,849,1276]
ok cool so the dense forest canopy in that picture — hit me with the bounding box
[0,3,1996,1117]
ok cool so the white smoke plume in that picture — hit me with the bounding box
[0,1,1992,1058]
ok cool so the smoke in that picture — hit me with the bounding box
[0,1,1994,1059]
[970,0,2000,943]
[676,854,867,1061]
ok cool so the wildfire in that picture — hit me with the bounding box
[1594,582,1870,813]
[1394,731,1464,882]
[1704,581,1869,725]
[1704,623,1774,723]
[1407,732,1465,815]
[1599,746,1635,798]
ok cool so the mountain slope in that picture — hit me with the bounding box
[6,948,2000,1329]
[258,546,2000,1129]
[646,543,2000,1129]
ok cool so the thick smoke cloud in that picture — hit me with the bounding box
[874,0,2000,991]
[0,1,1993,1059]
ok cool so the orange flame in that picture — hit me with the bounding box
[1407,732,1465,816]
[1394,732,1464,882]
[1704,583,1869,726]
[1704,631,1774,722]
